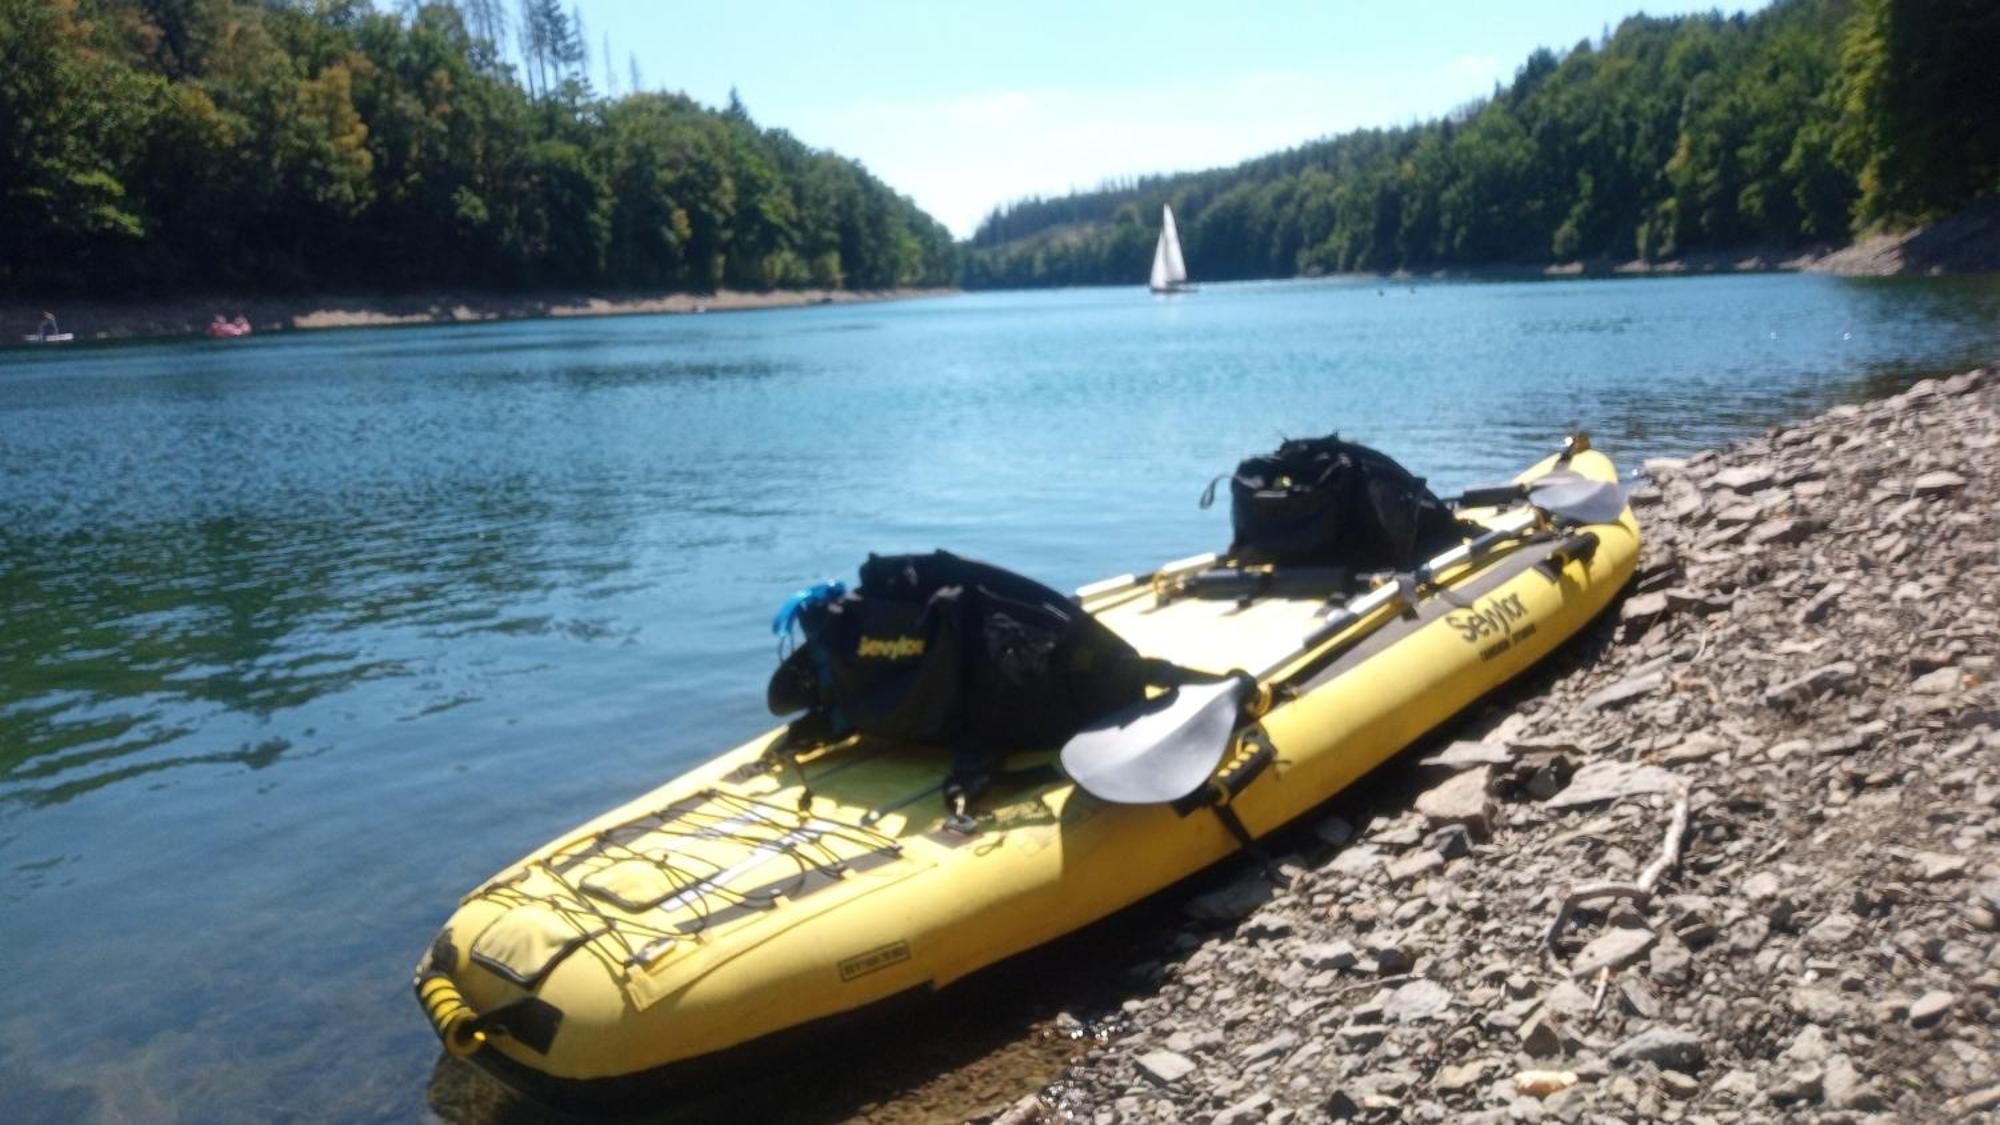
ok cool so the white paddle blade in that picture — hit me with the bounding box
[1060,678,1246,804]
[1527,470,1628,525]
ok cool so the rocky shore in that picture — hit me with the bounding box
[998,368,1998,1124]
[1,286,952,345]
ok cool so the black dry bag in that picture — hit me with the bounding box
[1214,434,1470,571]
[768,551,1171,755]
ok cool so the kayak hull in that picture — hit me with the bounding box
[418,448,1639,1106]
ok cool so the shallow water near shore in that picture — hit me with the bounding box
[1,274,1996,1122]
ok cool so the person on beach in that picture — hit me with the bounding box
[37,311,58,340]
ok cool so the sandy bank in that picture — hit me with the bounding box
[2,286,955,346]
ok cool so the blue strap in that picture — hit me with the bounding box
[771,580,847,637]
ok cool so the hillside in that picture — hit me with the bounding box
[0,1,957,298]
[963,0,2000,288]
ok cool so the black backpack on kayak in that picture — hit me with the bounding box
[768,551,1199,790]
[1208,434,1471,571]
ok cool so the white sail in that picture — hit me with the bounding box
[1151,205,1189,291]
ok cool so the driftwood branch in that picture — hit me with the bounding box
[1546,789,1691,957]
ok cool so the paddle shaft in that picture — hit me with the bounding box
[1295,508,1541,658]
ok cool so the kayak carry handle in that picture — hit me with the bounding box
[416,972,488,1058]
[1212,729,1278,802]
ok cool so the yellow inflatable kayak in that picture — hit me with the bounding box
[415,442,1638,1106]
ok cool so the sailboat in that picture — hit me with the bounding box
[1149,205,1194,294]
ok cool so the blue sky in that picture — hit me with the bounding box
[577,1,1766,238]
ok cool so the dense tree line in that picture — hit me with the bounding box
[963,0,1999,288]
[0,0,956,297]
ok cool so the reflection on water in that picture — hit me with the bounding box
[0,272,1994,1120]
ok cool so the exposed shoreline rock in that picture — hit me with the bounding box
[0,285,955,345]
[1011,367,2000,1124]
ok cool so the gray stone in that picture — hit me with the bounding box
[1213,1092,1275,1125]
[1298,940,1361,972]
[1648,932,1693,985]
[1571,927,1658,977]
[1419,740,1515,770]
[1658,1070,1701,1098]
[1541,979,1596,1018]
[1909,850,1968,880]
[1416,766,1497,838]
[1313,815,1355,847]
[1620,591,1669,624]
[1712,1069,1761,1103]
[1544,760,1682,809]
[1740,870,1782,901]
[1424,823,1474,860]
[1240,907,1293,941]
[1387,849,1445,884]
[1802,912,1859,953]
[1325,844,1384,876]
[1519,1015,1563,1057]
[1239,1030,1299,1066]
[1383,978,1453,1022]
[1909,989,1955,1028]
[1436,1060,1490,1093]
[1665,587,1733,615]
[1910,666,1962,694]
[1962,1087,2000,1115]
[1136,1049,1196,1086]
[1769,1065,1824,1105]
[1659,732,1725,764]
[1713,502,1763,528]
[1610,1026,1704,1071]
[1912,469,1967,496]
[1713,465,1775,493]
[1790,985,1849,1023]
[1780,1024,1830,1065]
[1185,872,1274,922]
[1619,977,1661,1019]
[1797,581,1845,624]
[1583,671,1664,710]
[1823,1055,1887,1112]
[1365,937,1413,974]
[1338,1021,1387,1051]
[1763,661,1859,706]
[1749,517,1824,546]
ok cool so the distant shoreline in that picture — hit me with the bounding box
[1385,204,2000,281]
[2,286,957,346]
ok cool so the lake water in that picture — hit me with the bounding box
[2,274,1996,1121]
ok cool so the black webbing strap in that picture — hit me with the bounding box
[1173,727,1285,883]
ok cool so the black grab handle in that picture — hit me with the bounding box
[1213,730,1278,801]
[1456,483,1525,509]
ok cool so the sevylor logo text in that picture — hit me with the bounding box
[856,635,926,659]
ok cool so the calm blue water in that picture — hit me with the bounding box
[1,274,1995,1120]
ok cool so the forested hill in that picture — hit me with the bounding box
[1,1,956,297]
[963,0,2000,289]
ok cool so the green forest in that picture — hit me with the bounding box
[964,0,2000,288]
[0,0,957,297]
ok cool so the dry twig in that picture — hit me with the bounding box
[1546,788,1692,958]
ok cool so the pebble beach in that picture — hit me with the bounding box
[991,366,2000,1125]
